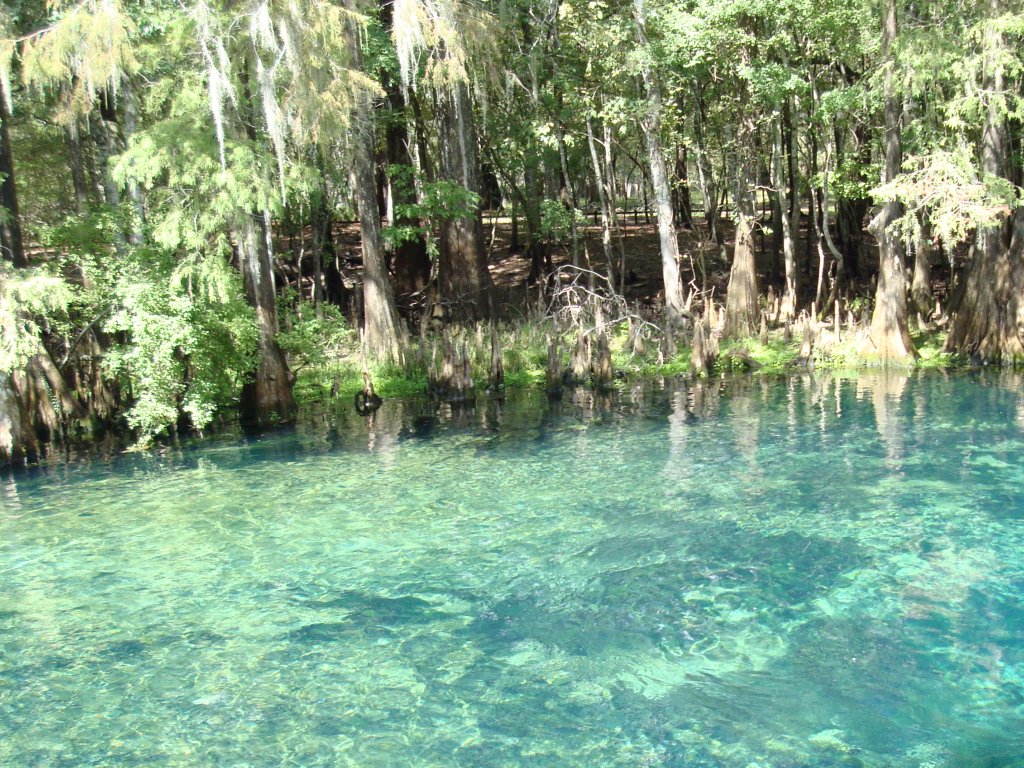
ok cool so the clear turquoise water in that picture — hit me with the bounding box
[2,372,1024,767]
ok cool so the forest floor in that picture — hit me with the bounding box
[325,212,892,321]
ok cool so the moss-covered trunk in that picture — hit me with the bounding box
[379,2,430,298]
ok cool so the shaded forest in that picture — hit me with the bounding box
[1,0,1022,463]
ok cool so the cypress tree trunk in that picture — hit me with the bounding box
[0,84,122,461]
[635,0,686,328]
[434,80,495,322]
[92,92,124,211]
[523,164,549,285]
[385,108,430,297]
[379,1,429,297]
[772,108,797,320]
[786,101,800,248]
[236,212,296,424]
[945,0,1024,363]
[121,81,146,245]
[91,89,147,247]
[408,89,435,184]
[604,123,628,294]
[769,191,783,287]
[724,110,760,339]
[348,18,405,364]
[352,103,405,365]
[0,373,36,464]
[0,84,72,462]
[556,126,580,269]
[864,0,915,363]
[0,356,88,465]
[0,284,90,463]
[835,123,870,280]
[523,56,550,285]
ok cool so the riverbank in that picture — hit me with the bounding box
[294,319,959,406]
[0,317,969,473]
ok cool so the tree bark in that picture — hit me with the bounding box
[0,280,91,463]
[674,144,693,229]
[65,121,92,215]
[911,217,933,318]
[864,0,915,363]
[605,123,628,294]
[634,0,686,328]
[522,51,551,285]
[236,212,296,424]
[379,0,430,297]
[772,108,797,320]
[121,80,146,245]
[945,0,1024,363]
[352,101,405,365]
[556,128,580,269]
[348,18,405,364]
[385,122,430,296]
[434,80,495,322]
[92,91,124,210]
[550,17,581,272]
[724,111,760,339]
[523,163,550,284]
[586,115,616,286]
[692,83,722,246]
[0,373,37,464]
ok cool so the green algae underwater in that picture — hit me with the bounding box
[2,371,1023,767]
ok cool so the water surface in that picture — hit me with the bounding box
[2,372,1024,767]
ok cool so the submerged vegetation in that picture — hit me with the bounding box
[4,373,1024,765]
[0,0,1022,463]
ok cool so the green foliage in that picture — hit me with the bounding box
[0,0,1016,455]
[872,149,1024,253]
[113,73,294,253]
[277,294,354,371]
[1,0,137,120]
[0,262,75,373]
[829,155,875,202]
[42,211,258,441]
[913,330,954,370]
[101,250,257,440]
[384,165,481,255]
[847,296,870,316]
[539,199,586,243]
[8,108,75,231]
